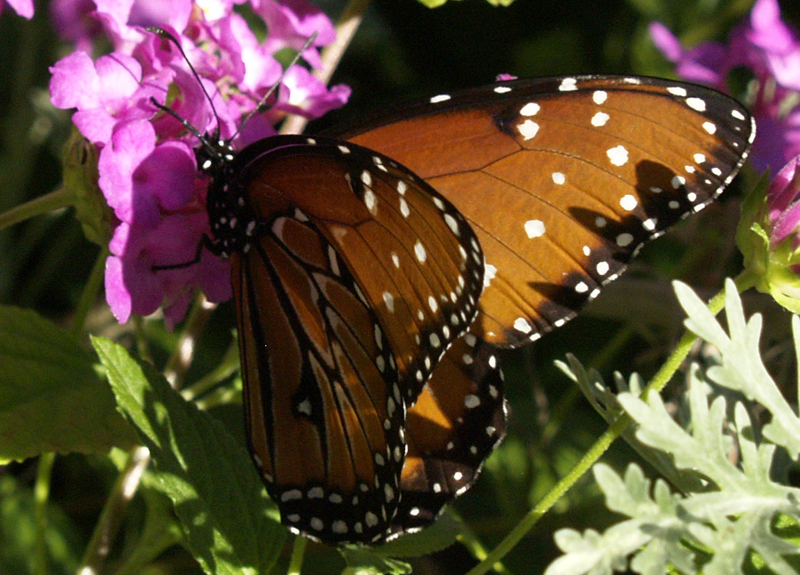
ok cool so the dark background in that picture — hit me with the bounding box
[2,1,796,574]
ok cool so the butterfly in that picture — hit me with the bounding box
[188,74,754,545]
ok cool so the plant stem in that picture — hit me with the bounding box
[0,188,72,232]
[287,536,307,575]
[70,245,108,339]
[280,0,372,135]
[33,452,55,575]
[164,293,216,390]
[76,446,151,575]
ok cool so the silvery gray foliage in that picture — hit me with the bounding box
[548,279,800,575]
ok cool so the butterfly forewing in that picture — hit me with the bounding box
[226,135,485,544]
[241,136,485,398]
[332,75,755,346]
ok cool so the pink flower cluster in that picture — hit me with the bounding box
[650,0,800,174]
[1,0,33,18]
[46,0,350,327]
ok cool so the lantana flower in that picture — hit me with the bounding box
[49,0,351,327]
[1,0,33,19]
[650,0,800,173]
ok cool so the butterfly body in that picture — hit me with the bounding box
[198,75,753,545]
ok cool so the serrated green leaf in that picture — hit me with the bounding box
[679,280,800,457]
[92,336,285,575]
[549,279,800,575]
[0,305,136,462]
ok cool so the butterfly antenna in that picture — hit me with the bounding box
[146,27,224,147]
[230,32,319,141]
[146,28,317,148]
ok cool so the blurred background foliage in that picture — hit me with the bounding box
[2,0,796,574]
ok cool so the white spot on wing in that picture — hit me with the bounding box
[383,291,395,313]
[591,111,610,126]
[514,317,532,333]
[593,90,607,104]
[415,241,427,263]
[616,233,634,247]
[559,77,578,91]
[619,194,637,211]
[464,394,480,409]
[428,295,438,313]
[607,145,629,166]
[484,263,497,287]
[686,97,706,112]
[399,197,410,218]
[524,219,546,238]
[444,213,460,235]
[364,189,377,214]
[517,119,539,140]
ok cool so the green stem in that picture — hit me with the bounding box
[76,446,151,575]
[163,293,216,390]
[70,245,109,339]
[537,326,635,451]
[33,453,55,575]
[466,276,748,575]
[0,188,73,232]
[287,536,307,575]
[183,339,240,404]
[457,522,512,575]
[279,0,372,135]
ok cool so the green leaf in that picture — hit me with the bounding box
[676,279,800,458]
[371,512,461,557]
[92,336,285,575]
[0,305,136,462]
[340,548,412,575]
[547,280,800,575]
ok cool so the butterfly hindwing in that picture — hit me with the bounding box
[393,330,506,535]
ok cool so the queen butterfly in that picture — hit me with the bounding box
[185,74,753,545]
